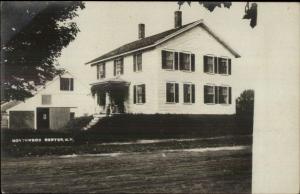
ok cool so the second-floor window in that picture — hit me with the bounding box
[133,84,145,104]
[133,53,142,72]
[114,58,124,76]
[60,78,74,91]
[204,55,232,75]
[183,83,195,103]
[162,50,175,70]
[218,57,231,75]
[162,50,195,71]
[97,63,105,79]
[41,95,51,105]
[204,55,215,73]
[166,82,179,103]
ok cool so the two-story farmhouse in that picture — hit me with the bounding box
[7,71,94,130]
[86,11,241,115]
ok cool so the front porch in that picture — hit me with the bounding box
[91,77,130,115]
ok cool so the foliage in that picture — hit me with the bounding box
[1,2,85,101]
[61,115,93,132]
[236,89,254,116]
[177,1,257,28]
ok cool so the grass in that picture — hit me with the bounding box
[1,137,252,193]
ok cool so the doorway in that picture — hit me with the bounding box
[37,108,49,129]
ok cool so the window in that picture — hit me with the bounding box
[204,85,215,104]
[183,83,195,103]
[70,112,75,120]
[42,95,51,105]
[219,58,229,74]
[204,85,232,104]
[166,82,179,103]
[133,53,142,72]
[114,58,124,76]
[97,91,106,106]
[204,56,232,75]
[97,63,105,79]
[204,55,215,73]
[219,86,232,104]
[162,50,175,70]
[219,87,228,104]
[133,84,145,104]
[180,53,191,71]
[60,78,74,91]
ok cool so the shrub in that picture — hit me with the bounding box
[61,115,93,132]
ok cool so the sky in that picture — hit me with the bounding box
[57,2,267,94]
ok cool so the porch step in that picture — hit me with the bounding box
[81,114,107,131]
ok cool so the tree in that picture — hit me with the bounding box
[177,1,257,28]
[1,2,85,101]
[236,89,254,132]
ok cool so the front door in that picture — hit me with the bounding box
[37,108,49,129]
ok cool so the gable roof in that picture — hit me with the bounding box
[86,20,240,65]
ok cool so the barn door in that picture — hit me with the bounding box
[37,108,49,129]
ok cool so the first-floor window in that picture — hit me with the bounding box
[219,87,228,104]
[166,82,179,103]
[97,91,106,106]
[204,85,215,104]
[134,84,145,104]
[183,83,195,103]
[204,85,232,104]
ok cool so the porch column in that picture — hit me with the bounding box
[105,91,111,115]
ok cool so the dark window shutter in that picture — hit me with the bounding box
[166,83,169,102]
[228,59,231,75]
[175,52,179,70]
[175,83,179,103]
[204,85,208,103]
[192,84,195,103]
[121,58,124,74]
[60,78,63,90]
[133,85,136,104]
[229,87,232,104]
[214,57,218,74]
[215,86,219,104]
[133,55,136,72]
[191,54,195,71]
[162,50,166,69]
[103,63,106,78]
[179,52,184,70]
[97,65,99,79]
[142,84,146,103]
[70,78,74,91]
[204,56,208,73]
[114,61,116,76]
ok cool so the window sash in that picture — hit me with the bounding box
[136,85,143,103]
[134,53,142,72]
[180,53,191,71]
[183,84,192,103]
[60,78,73,91]
[98,64,105,79]
[219,87,229,104]
[204,85,215,104]
[166,83,176,103]
[165,51,174,69]
[219,58,228,74]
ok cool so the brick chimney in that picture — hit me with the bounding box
[138,23,145,39]
[174,11,182,28]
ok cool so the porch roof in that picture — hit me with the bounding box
[90,77,130,92]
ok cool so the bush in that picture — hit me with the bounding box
[73,114,252,142]
[61,115,93,132]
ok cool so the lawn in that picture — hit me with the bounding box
[1,135,252,193]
